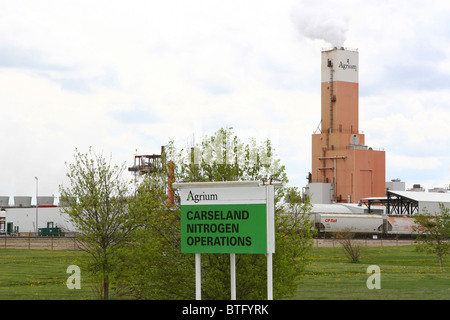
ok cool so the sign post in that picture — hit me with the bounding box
[230,253,236,300]
[195,253,201,300]
[174,181,278,300]
[265,184,275,300]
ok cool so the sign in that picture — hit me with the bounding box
[174,181,277,300]
[181,203,267,253]
[177,182,275,254]
[321,48,358,84]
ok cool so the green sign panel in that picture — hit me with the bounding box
[181,203,267,254]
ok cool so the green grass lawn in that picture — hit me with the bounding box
[0,249,95,300]
[0,246,448,300]
[294,245,450,300]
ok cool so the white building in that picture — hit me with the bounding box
[2,207,75,234]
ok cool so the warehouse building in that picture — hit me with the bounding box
[0,196,75,235]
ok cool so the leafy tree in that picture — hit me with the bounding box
[413,203,450,269]
[178,127,285,184]
[114,176,195,299]
[273,188,315,298]
[119,127,314,299]
[59,148,141,299]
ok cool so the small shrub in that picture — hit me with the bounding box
[337,229,362,262]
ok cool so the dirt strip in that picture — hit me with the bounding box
[314,238,416,247]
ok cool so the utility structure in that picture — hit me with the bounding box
[128,146,165,176]
[128,146,175,206]
[307,47,385,204]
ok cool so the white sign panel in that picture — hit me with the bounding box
[321,48,358,83]
[178,186,266,205]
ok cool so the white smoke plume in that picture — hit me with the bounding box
[291,0,350,48]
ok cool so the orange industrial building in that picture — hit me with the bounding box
[307,47,385,204]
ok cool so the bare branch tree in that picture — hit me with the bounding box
[337,228,362,262]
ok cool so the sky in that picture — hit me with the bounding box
[1,0,450,203]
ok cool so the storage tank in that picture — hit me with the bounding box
[0,197,9,207]
[14,196,32,208]
[37,196,55,206]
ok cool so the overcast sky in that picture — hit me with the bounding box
[1,0,450,202]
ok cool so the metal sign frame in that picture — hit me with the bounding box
[174,181,278,300]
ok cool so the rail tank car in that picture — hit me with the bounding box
[283,203,419,237]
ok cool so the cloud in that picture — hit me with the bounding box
[387,153,441,171]
[0,1,313,196]
[350,0,450,96]
[361,87,450,189]
[0,44,64,71]
[385,155,450,191]
[291,0,350,47]
[0,68,132,195]
[361,90,450,156]
[1,0,450,200]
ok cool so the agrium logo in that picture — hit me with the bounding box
[338,59,357,71]
[186,191,218,203]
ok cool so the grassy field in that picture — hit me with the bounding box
[0,249,94,299]
[294,245,450,300]
[0,246,448,299]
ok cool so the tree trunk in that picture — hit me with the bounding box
[103,277,109,300]
[439,254,444,270]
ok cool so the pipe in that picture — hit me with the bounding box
[318,156,347,160]
[316,167,333,183]
[168,161,175,206]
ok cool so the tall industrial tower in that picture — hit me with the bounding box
[307,47,385,204]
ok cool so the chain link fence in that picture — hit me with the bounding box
[0,235,417,250]
[0,235,80,250]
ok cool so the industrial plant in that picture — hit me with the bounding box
[306,47,385,204]
[304,47,450,236]
[1,47,449,238]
